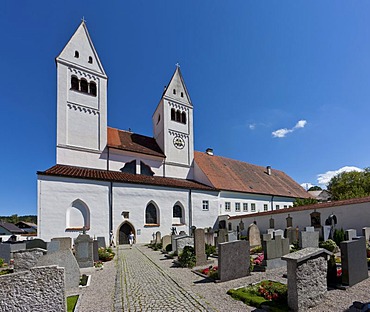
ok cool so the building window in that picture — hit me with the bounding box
[121,211,129,219]
[181,92,184,97]
[175,110,181,122]
[181,111,186,124]
[264,204,268,211]
[251,203,256,212]
[71,76,79,90]
[120,160,136,174]
[228,222,232,231]
[243,203,248,212]
[173,205,182,218]
[235,202,240,212]
[89,82,97,96]
[88,56,93,64]
[284,205,288,208]
[202,200,209,211]
[225,202,230,212]
[145,203,158,224]
[276,205,280,210]
[171,108,176,121]
[80,78,88,93]
[74,50,79,58]
[140,161,154,176]
[173,89,176,95]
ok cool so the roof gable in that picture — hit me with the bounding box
[194,151,310,198]
[163,66,192,106]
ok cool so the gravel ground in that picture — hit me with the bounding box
[73,245,370,311]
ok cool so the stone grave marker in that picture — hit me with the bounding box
[93,239,99,262]
[228,231,238,242]
[47,240,60,254]
[37,248,80,290]
[13,248,47,271]
[345,229,357,241]
[322,225,331,241]
[204,231,215,246]
[194,228,207,266]
[218,240,250,282]
[267,228,274,239]
[51,237,72,250]
[155,231,161,245]
[285,227,298,244]
[274,229,284,238]
[97,236,106,248]
[218,228,228,244]
[299,228,319,249]
[161,235,171,251]
[341,236,368,287]
[282,247,332,312]
[25,238,47,250]
[175,236,194,255]
[74,234,94,268]
[247,223,261,247]
[362,227,370,242]
[262,234,290,269]
[171,233,187,253]
[305,226,315,232]
[0,242,26,264]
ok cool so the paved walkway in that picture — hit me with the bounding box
[114,245,214,312]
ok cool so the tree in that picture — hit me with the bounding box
[293,197,318,207]
[308,186,322,191]
[327,168,370,200]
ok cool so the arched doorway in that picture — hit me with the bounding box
[118,222,135,245]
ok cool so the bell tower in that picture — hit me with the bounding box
[153,66,194,179]
[55,21,108,168]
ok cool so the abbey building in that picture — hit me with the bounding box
[37,22,310,245]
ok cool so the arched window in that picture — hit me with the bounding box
[74,50,79,58]
[173,205,182,218]
[171,108,175,121]
[175,110,181,122]
[80,79,88,93]
[145,203,158,224]
[66,199,90,230]
[89,81,97,96]
[88,56,93,64]
[71,76,79,90]
[172,203,184,225]
[181,112,186,124]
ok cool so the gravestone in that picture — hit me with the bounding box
[322,225,331,241]
[285,227,298,244]
[299,229,319,249]
[51,237,72,250]
[228,231,238,242]
[262,234,289,269]
[175,236,194,255]
[155,231,161,245]
[25,239,47,250]
[267,228,274,239]
[93,240,99,262]
[74,234,94,268]
[345,229,357,241]
[37,248,80,290]
[305,226,315,232]
[218,240,250,282]
[0,242,26,264]
[362,227,370,242]
[194,228,207,266]
[47,240,60,254]
[286,214,293,228]
[97,236,106,249]
[171,233,187,253]
[13,248,47,271]
[204,231,215,246]
[341,236,368,287]
[218,229,228,244]
[247,223,261,247]
[282,247,332,312]
[161,235,171,251]
[274,229,284,238]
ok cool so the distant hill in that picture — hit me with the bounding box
[0,215,37,224]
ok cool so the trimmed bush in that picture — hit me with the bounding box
[178,246,196,268]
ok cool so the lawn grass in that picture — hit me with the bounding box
[67,295,79,312]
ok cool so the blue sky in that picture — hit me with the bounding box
[1,1,370,216]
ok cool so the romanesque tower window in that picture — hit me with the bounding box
[181,112,186,124]
[88,56,93,64]
[71,76,79,90]
[173,89,176,95]
[90,82,97,96]
[171,108,176,121]
[74,50,79,58]
[80,79,88,93]
[181,92,184,97]
[175,110,181,122]
[171,108,186,124]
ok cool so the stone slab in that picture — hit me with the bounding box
[13,248,47,271]
[228,231,238,242]
[299,231,319,249]
[194,229,207,266]
[0,242,26,263]
[97,236,106,249]
[175,236,194,255]
[36,249,80,290]
[161,235,171,251]
[51,237,72,250]
[25,239,47,250]
[74,234,94,268]
[93,240,99,262]
[322,225,331,241]
[47,240,60,254]
[345,229,357,241]
[218,240,250,282]
[247,223,261,247]
[274,229,284,238]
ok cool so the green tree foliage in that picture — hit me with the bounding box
[327,168,370,200]
[0,215,37,224]
[293,198,318,207]
[308,186,322,191]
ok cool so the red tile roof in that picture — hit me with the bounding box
[228,195,370,220]
[194,151,310,198]
[38,165,214,191]
[107,127,165,158]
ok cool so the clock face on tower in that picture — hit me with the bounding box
[173,136,185,149]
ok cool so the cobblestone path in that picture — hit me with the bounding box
[114,245,214,312]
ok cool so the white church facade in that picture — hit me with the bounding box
[37,22,310,245]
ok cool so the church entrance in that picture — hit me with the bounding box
[118,222,135,245]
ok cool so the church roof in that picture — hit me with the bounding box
[38,165,214,191]
[107,127,165,158]
[194,151,310,198]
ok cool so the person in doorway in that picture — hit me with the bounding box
[128,231,134,248]
[110,231,116,248]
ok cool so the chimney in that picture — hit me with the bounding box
[266,166,271,175]
[206,148,214,156]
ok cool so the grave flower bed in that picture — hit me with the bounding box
[197,265,218,280]
[227,280,288,312]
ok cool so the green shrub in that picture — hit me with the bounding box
[319,239,338,253]
[333,228,345,246]
[205,244,216,258]
[250,246,262,254]
[98,247,115,262]
[178,246,196,268]
[0,258,4,268]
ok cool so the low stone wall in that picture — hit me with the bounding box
[0,265,66,312]
[13,248,47,271]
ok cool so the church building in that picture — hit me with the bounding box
[37,22,310,245]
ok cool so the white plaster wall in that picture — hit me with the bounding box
[228,201,370,235]
[56,146,108,169]
[112,184,190,243]
[191,191,220,229]
[38,176,110,242]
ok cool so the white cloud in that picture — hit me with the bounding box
[249,124,256,130]
[317,166,363,185]
[300,182,314,190]
[272,119,307,138]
